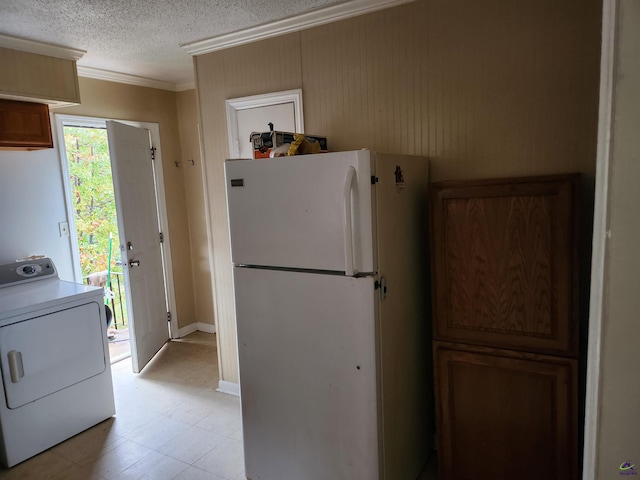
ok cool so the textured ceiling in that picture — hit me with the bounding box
[0,0,343,87]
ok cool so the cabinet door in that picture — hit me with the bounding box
[0,99,53,149]
[434,342,577,480]
[430,175,579,356]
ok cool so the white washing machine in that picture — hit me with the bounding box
[0,258,115,468]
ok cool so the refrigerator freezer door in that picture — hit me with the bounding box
[234,267,379,480]
[225,150,374,274]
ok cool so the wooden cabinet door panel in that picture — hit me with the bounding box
[434,342,578,480]
[430,175,579,356]
[0,99,53,149]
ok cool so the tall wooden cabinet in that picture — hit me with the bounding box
[430,175,580,480]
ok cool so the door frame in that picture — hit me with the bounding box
[54,114,179,339]
[225,89,304,159]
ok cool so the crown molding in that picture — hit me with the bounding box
[77,66,183,91]
[176,81,196,91]
[181,0,415,56]
[0,33,85,61]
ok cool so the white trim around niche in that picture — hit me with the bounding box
[181,0,416,55]
[225,89,304,159]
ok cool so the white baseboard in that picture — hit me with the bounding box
[197,322,216,334]
[178,323,198,337]
[217,380,240,397]
[177,322,216,338]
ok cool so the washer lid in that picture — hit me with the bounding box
[0,279,103,321]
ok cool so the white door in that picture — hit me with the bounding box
[234,267,379,480]
[107,121,169,372]
[225,150,375,274]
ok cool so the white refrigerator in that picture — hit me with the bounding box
[225,149,433,480]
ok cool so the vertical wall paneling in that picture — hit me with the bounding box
[177,90,215,328]
[196,35,303,384]
[194,0,601,387]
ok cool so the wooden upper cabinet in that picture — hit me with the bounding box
[0,99,53,149]
[430,175,579,357]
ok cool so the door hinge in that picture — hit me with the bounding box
[167,311,172,322]
[371,175,379,185]
[150,147,157,161]
[374,277,387,300]
[159,232,164,243]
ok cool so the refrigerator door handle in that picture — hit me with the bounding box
[343,166,358,276]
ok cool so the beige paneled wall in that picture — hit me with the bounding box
[195,0,601,385]
[176,89,215,327]
[59,77,197,329]
[196,35,304,383]
[300,0,601,180]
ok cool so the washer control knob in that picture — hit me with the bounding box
[22,265,36,275]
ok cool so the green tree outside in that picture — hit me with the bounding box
[64,126,122,277]
[64,126,132,330]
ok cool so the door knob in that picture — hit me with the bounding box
[129,260,141,268]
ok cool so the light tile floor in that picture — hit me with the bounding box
[0,331,242,480]
[0,331,437,480]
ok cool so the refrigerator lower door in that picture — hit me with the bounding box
[225,150,374,274]
[234,267,379,480]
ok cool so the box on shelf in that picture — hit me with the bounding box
[250,131,328,159]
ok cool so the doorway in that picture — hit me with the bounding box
[62,125,131,363]
[56,115,179,372]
